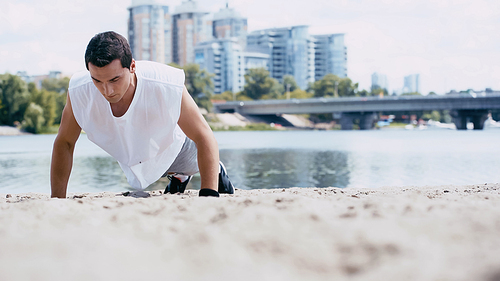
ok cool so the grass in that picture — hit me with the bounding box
[387,122,410,128]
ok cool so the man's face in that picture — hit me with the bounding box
[88,59,135,104]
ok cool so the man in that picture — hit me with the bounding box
[50,31,234,198]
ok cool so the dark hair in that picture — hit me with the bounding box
[84,31,133,70]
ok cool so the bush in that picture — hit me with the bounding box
[22,103,45,133]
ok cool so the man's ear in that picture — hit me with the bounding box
[129,59,136,73]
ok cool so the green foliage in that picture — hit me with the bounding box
[428,91,437,96]
[312,74,338,97]
[211,123,277,131]
[370,86,388,96]
[235,93,254,101]
[22,103,45,133]
[242,68,283,100]
[277,89,313,99]
[401,92,422,96]
[53,91,66,124]
[309,113,334,123]
[421,110,441,121]
[282,75,299,92]
[218,91,235,101]
[386,122,409,128]
[167,62,182,69]
[28,83,57,129]
[0,74,30,126]
[357,89,371,97]
[41,77,69,94]
[312,74,358,98]
[0,74,69,131]
[40,77,68,124]
[183,63,214,111]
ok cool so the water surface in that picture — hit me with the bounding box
[0,129,499,194]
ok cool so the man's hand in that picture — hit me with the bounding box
[199,189,220,197]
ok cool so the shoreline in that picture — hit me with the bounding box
[1,183,500,280]
[0,125,27,136]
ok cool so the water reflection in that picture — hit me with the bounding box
[218,149,350,189]
[0,154,51,193]
[72,156,129,191]
[0,148,349,192]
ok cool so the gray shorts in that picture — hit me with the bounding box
[162,137,199,177]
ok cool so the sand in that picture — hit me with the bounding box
[1,184,500,281]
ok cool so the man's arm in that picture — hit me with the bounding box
[50,93,82,198]
[177,86,219,192]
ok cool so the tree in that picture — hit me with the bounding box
[357,89,371,97]
[401,92,422,96]
[218,91,254,101]
[242,68,282,100]
[312,74,358,98]
[370,86,388,96]
[277,89,313,99]
[167,62,182,69]
[22,103,45,134]
[28,82,57,129]
[218,91,234,101]
[41,77,69,94]
[0,74,30,126]
[183,63,214,111]
[53,91,67,125]
[338,77,359,97]
[282,75,299,93]
[40,77,69,124]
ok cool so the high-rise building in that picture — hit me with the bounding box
[247,26,315,90]
[371,72,388,92]
[313,34,347,80]
[172,0,213,66]
[128,0,171,64]
[212,3,248,49]
[243,51,270,73]
[195,38,245,94]
[403,74,420,94]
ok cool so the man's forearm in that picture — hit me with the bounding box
[50,141,74,198]
[195,134,220,191]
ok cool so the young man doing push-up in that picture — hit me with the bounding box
[50,31,234,198]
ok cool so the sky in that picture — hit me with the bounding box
[1,0,499,95]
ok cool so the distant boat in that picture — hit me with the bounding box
[426,119,456,130]
[404,124,414,130]
[484,117,500,129]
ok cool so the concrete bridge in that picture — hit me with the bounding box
[213,94,500,130]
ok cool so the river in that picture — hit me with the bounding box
[1,129,499,194]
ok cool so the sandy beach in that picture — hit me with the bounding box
[1,184,499,281]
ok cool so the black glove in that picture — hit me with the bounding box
[199,189,220,197]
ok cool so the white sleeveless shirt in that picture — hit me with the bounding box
[68,61,186,190]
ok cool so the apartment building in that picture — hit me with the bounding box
[128,0,171,63]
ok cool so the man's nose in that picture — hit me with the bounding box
[104,84,114,96]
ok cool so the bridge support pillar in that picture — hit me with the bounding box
[340,112,378,130]
[451,110,488,130]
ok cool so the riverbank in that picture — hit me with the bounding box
[208,113,337,130]
[0,125,26,136]
[1,183,499,281]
